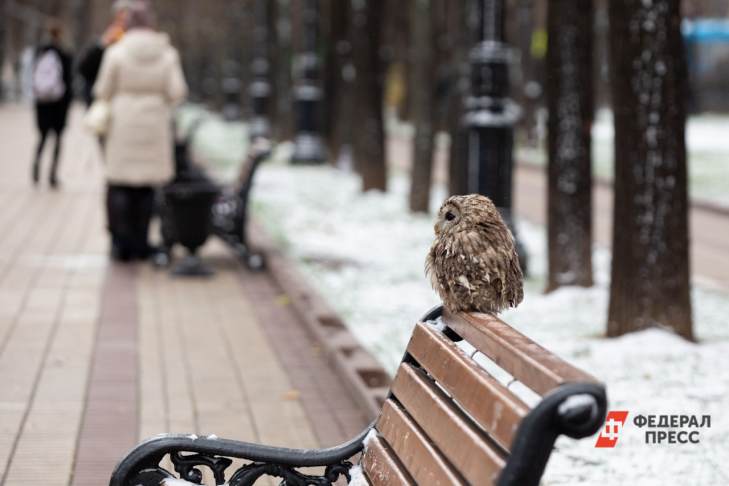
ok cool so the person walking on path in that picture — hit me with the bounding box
[31,23,73,188]
[93,1,188,262]
[77,0,132,107]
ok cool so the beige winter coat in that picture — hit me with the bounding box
[94,30,187,186]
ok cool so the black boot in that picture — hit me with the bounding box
[33,131,47,186]
[49,135,61,189]
[32,162,40,185]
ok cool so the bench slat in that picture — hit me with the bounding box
[362,434,414,486]
[407,322,529,450]
[377,399,466,486]
[391,363,505,486]
[443,310,598,395]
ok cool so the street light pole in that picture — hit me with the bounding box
[249,0,271,140]
[290,0,325,164]
[465,0,527,272]
[221,4,244,122]
[221,61,242,122]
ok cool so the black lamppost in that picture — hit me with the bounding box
[465,0,527,271]
[290,0,325,164]
[221,3,245,122]
[249,0,271,140]
[221,60,242,122]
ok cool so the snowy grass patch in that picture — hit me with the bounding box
[251,157,729,486]
[517,109,729,208]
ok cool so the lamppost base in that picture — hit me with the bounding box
[291,133,326,165]
[249,117,270,141]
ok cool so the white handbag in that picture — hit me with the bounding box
[83,100,111,135]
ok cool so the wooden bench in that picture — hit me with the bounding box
[109,306,606,486]
[210,137,272,270]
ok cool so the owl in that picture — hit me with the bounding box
[425,194,523,314]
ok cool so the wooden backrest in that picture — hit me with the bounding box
[359,309,600,486]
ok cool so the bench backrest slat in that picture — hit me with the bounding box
[361,310,604,485]
[377,399,466,485]
[406,322,529,450]
[443,310,597,395]
[390,363,506,485]
[362,434,414,486]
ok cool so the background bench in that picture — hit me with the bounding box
[109,306,606,486]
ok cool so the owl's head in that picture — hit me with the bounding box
[434,194,503,236]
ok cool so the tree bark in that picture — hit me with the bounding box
[444,0,470,197]
[408,0,435,212]
[274,0,294,141]
[351,0,387,191]
[546,0,594,291]
[384,0,411,122]
[322,0,352,162]
[70,0,91,50]
[266,0,279,133]
[607,0,693,339]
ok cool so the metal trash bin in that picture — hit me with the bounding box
[163,181,220,276]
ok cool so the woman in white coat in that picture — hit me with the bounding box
[93,0,187,261]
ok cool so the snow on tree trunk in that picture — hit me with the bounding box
[546,0,594,291]
[607,0,693,339]
[352,0,387,192]
[408,0,435,213]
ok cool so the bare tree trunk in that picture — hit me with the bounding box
[515,0,539,143]
[351,0,387,191]
[546,0,594,291]
[266,0,280,137]
[384,0,411,122]
[70,0,91,50]
[322,0,351,162]
[274,0,294,141]
[408,0,435,212]
[607,0,693,339]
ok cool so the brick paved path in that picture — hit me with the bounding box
[0,103,368,486]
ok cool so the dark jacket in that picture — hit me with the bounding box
[77,42,105,106]
[34,43,73,133]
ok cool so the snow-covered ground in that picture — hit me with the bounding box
[182,108,729,485]
[518,109,729,208]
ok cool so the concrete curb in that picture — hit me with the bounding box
[250,221,390,420]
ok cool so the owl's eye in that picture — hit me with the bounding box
[445,211,456,221]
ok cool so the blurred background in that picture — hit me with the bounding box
[1,0,729,484]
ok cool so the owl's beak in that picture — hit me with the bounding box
[434,220,442,235]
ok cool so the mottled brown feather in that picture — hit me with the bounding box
[426,194,523,314]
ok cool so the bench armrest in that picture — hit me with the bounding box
[498,382,607,486]
[110,424,373,486]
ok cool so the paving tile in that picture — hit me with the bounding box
[0,104,372,486]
